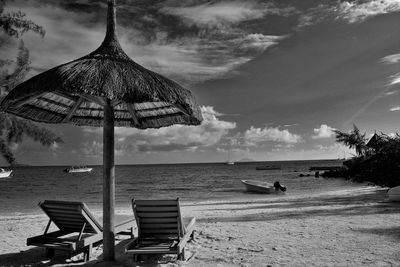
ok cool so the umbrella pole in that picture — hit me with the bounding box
[103,99,115,261]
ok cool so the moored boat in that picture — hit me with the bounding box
[0,168,12,178]
[64,166,93,173]
[388,186,400,202]
[241,180,286,194]
[241,180,273,193]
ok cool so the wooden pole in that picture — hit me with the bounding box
[103,99,115,261]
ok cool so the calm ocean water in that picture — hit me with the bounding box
[0,159,361,215]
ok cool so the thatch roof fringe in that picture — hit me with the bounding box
[4,91,200,129]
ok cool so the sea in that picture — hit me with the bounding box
[0,159,364,215]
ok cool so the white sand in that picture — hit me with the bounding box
[0,186,399,266]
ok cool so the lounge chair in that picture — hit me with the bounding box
[125,198,195,261]
[27,200,135,261]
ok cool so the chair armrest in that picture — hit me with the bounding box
[184,217,196,235]
[178,217,196,253]
[124,237,139,254]
[115,218,135,228]
[115,218,136,239]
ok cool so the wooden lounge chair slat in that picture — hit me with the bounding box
[41,203,81,211]
[32,237,77,244]
[51,222,89,228]
[52,220,85,225]
[46,208,80,217]
[31,243,73,250]
[141,223,178,229]
[138,244,176,249]
[136,248,176,252]
[141,234,178,239]
[136,206,178,212]
[128,249,177,254]
[135,200,179,206]
[140,217,178,223]
[136,212,178,218]
[46,216,86,222]
[50,222,97,233]
[141,228,179,234]
[136,241,176,246]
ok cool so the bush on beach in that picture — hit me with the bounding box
[334,125,400,187]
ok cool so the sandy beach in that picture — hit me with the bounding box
[0,185,399,267]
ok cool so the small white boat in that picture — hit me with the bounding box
[241,180,275,193]
[225,161,235,165]
[388,186,400,202]
[0,168,12,178]
[64,166,93,173]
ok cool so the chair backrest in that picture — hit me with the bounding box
[132,198,184,241]
[39,200,102,234]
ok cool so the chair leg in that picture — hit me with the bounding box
[190,231,195,241]
[84,244,92,261]
[178,248,185,261]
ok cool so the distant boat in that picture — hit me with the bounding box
[225,146,235,165]
[388,186,400,202]
[255,165,281,170]
[0,168,12,178]
[64,166,93,173]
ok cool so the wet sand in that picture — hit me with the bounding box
[0,186,399,266]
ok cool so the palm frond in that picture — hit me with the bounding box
[334,124,367,156]
[2,40,30,93]
[0,138,15,164]
[6,115,63,145]
[0,10,45,38]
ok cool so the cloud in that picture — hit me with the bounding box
[312,124,336,139]
[381,53,400,64]
[314,143,351,153]
[298,0,400,28]
[121,35,255,84]
[390,106,400,111]
[239,34,285,52]
[243,126,302,146]
[283,123,299,127]
[160,1,296,28]
[336,0,400,23]
[125,28,285,85]
[50,142,61,151]
[80,141,103,156]
[384,91,397,96]
[389,73,400,85]
[83,106,236,154]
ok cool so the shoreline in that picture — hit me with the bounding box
[1,185,399,266]
[0,181,378,217]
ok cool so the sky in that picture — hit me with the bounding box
[1,0,400,165]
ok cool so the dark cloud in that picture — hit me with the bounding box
[137,143,199,152]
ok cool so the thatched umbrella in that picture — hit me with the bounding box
[0,0,202,261]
